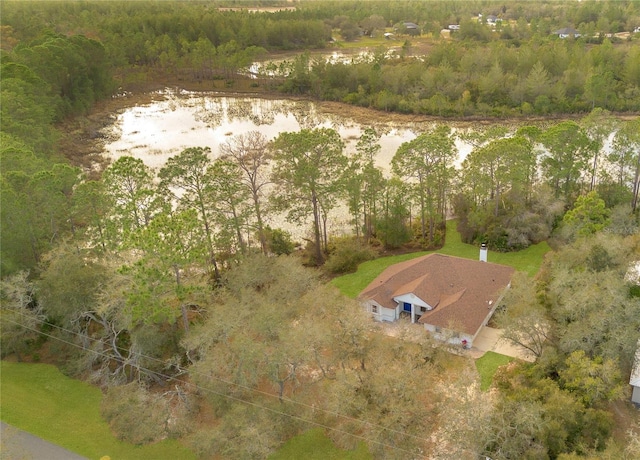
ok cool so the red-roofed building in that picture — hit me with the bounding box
[358,253,514,347]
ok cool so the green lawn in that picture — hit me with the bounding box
[332,220,550,298]
[1,361,370,459]
[0,361,196,460]
[475,351,514,391]
[269,428,371,460]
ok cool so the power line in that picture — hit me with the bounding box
[9,311,433,443]
[4,314,431,457]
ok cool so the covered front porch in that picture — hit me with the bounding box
[395,297,429,324]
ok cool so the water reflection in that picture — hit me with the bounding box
[247,50,400,78]
[102,89,452,173]
[102,90,480,238]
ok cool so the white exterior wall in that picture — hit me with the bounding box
[423,324,474,347]
[364,300,382,321]
[380,305,398,322]
[364,300,398,322]
[630,340,640,404]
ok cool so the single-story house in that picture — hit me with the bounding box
[485,14,499,25]
[553,27,581,38]
[358,253,514,347]
[402,22,420,35]
[631,339,640,405]
[624,260,640,284]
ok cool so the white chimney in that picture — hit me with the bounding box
[480,243,488,262]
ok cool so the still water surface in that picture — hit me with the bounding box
[102,89,477,238]
[103,89,474,173]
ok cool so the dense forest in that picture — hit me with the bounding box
[1,1,640,459]
[2,0,640,115]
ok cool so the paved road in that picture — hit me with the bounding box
[1,422,88,460]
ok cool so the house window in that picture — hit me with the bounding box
[420,306,427,313]
[435,326,441,333]
[371,305,378,313]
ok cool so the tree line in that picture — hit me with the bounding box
[283,37,640,115]
[3,1,640,116]
[3,57,640,278]
[4,109,640,278]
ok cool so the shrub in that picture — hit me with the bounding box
[324,237,378,274]
[265,226,296,255]
[101,383,169,445]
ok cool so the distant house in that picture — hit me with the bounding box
[553,27,581,38]
[624,260,640,285]
[485,14,499,24]
[448,24,460,31]
[631,340,640,406]
[402,22,420,35]
[358,253,514,347]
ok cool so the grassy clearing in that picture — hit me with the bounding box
[475,352,513,391]
[328,29,436,55]
[331,220,550,298]
[1,361,370,459]
[269,428,371,460]
[331,35,405,50]
[0,361,196,460]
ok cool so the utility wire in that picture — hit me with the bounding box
[4,314,432,457]
[7,311,434,443]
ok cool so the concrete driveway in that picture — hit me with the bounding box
[471,326,536,361]
[0,422,88,460]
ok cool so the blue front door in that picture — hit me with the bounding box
[403,302,411,312]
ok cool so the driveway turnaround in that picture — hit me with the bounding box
[1,422,88,460]
[471,326,536,361]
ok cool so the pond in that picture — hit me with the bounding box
[101,89,478,238]
[103,89,475,172]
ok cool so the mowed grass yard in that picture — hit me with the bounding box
[268,428,370,460]
[332,219,550,299]
[0,361,197,460]
[475,352,514,391]
[0,360,371,459]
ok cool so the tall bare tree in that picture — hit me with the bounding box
[220,131,272,255]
